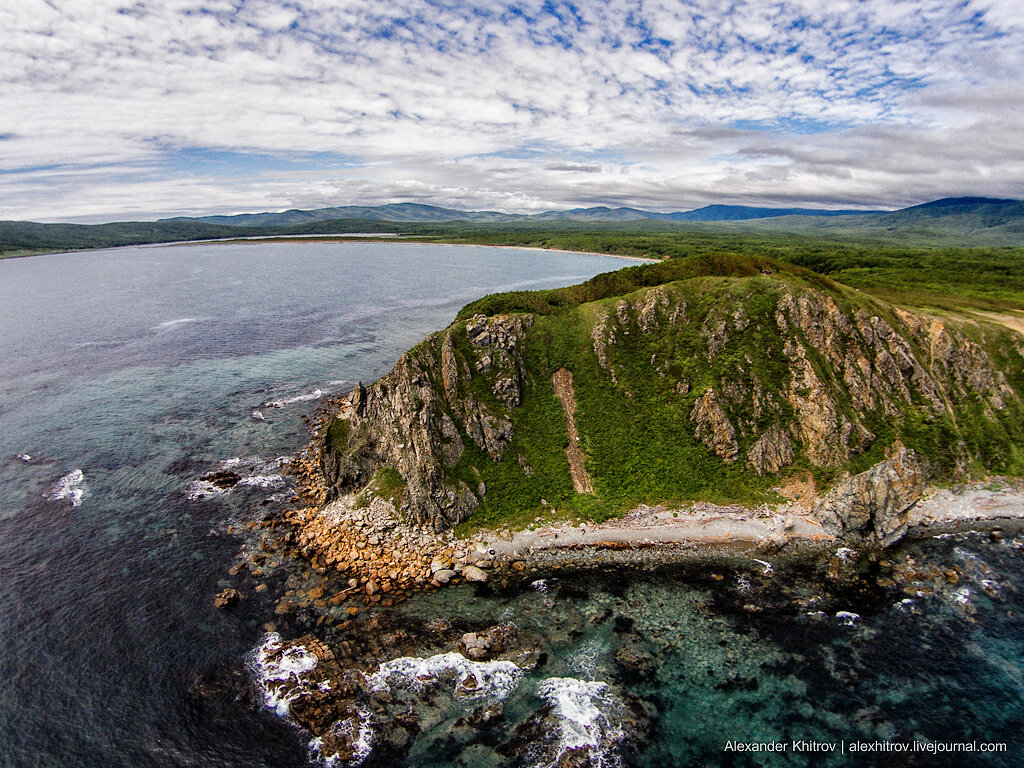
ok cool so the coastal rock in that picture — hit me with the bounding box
[813,448,925,546]
[200,470,241,489]
[301,263,1022,539]
[462,565,489,583]
[457,623,516,661]
[214,588,240,609]
[746,424,794,476]
[320,314,532,531]
[614,633,655,678]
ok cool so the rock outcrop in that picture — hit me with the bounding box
[320,314,532,531]
[312,259,1023,534]
[813,448,925,546]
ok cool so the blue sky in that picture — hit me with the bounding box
[1,0,1022,221]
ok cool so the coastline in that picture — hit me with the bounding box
[275,473,1024,606]
[4,236,661,263]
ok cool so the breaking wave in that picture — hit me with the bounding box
[50,469,87,507]
[249,633,319,718]
[536,677,624,767]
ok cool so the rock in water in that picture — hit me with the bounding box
[199,470,241,489]
[813,448,924,546]
[462,565,489,583]
[214,588,241,608]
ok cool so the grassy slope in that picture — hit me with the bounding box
[432,257,1024,533]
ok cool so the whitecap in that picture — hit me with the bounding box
[365,652,525,701]
[249,632,319,718]
[152,317,200,330]
[835,611,860,626]
[238,474,286,489]
[836,547,857,562]
[17,453,32,462]
[954,588,972,605]
[251,409,266,421]
[751,558,773,576]
[531,579,550,592]
[186,479,230,501]
[50,469,87,507]
[264,389,323,408]
[537,677,624,766]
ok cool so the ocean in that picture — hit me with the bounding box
[1,241,1021,767]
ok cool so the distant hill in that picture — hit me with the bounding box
[4,196,1023,257]
[742,196,1024,246]
[170,202,882,227]
[171,202,526,226]
[671,204,881,221]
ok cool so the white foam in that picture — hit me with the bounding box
[537,677,624,766]
[50,469,87,507]
[251,409,266,421]
[751,558,773,576]
[894,598,915,612]
[836,547,857,562]
[366,652,525,701]
[17,453,32,462]
[238,474,286,489]
[310,709,375,767]
[835,611,860,626]
[186,479,229,501]
[153,317,199,330]
[531,579,550,592]
[264,389,322,408]
[954,588,973,605]
[250,633,319,718]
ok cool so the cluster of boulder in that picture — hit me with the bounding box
[285,495,499,606]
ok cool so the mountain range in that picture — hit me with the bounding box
[165,201,884,227]
[3,197,1023,257]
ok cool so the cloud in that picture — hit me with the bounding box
[1,0,1022,220]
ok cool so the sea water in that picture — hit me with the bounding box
[1,242,1022,768]
[0,241,631,768]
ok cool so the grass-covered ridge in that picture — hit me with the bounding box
[323,253,1024,533]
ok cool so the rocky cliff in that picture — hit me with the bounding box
[317,256,1024,542]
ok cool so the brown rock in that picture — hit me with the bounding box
[214,588,240,609]
[813,448,925,546]
[690,389,739,462]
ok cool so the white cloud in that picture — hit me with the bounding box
[0,0,1022,220]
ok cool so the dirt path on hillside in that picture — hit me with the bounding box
[551,368,594,494]
[973,311,1024,336]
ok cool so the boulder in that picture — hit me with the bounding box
[813,448,924,546]
[462,565,489,583]
[214,588,240,609]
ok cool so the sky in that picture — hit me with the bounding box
[2,0,1023,222]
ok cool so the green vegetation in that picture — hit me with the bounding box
[5,209,1024,317]
[422,256,1024,533]
[354,466,408,511]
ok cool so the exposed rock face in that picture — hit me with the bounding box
[316,267,1021,533]
[813,449,925,546]
[747,425,794,476]
[214,588,240,609]
[322,314,532,531]
[689,388,739,462]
